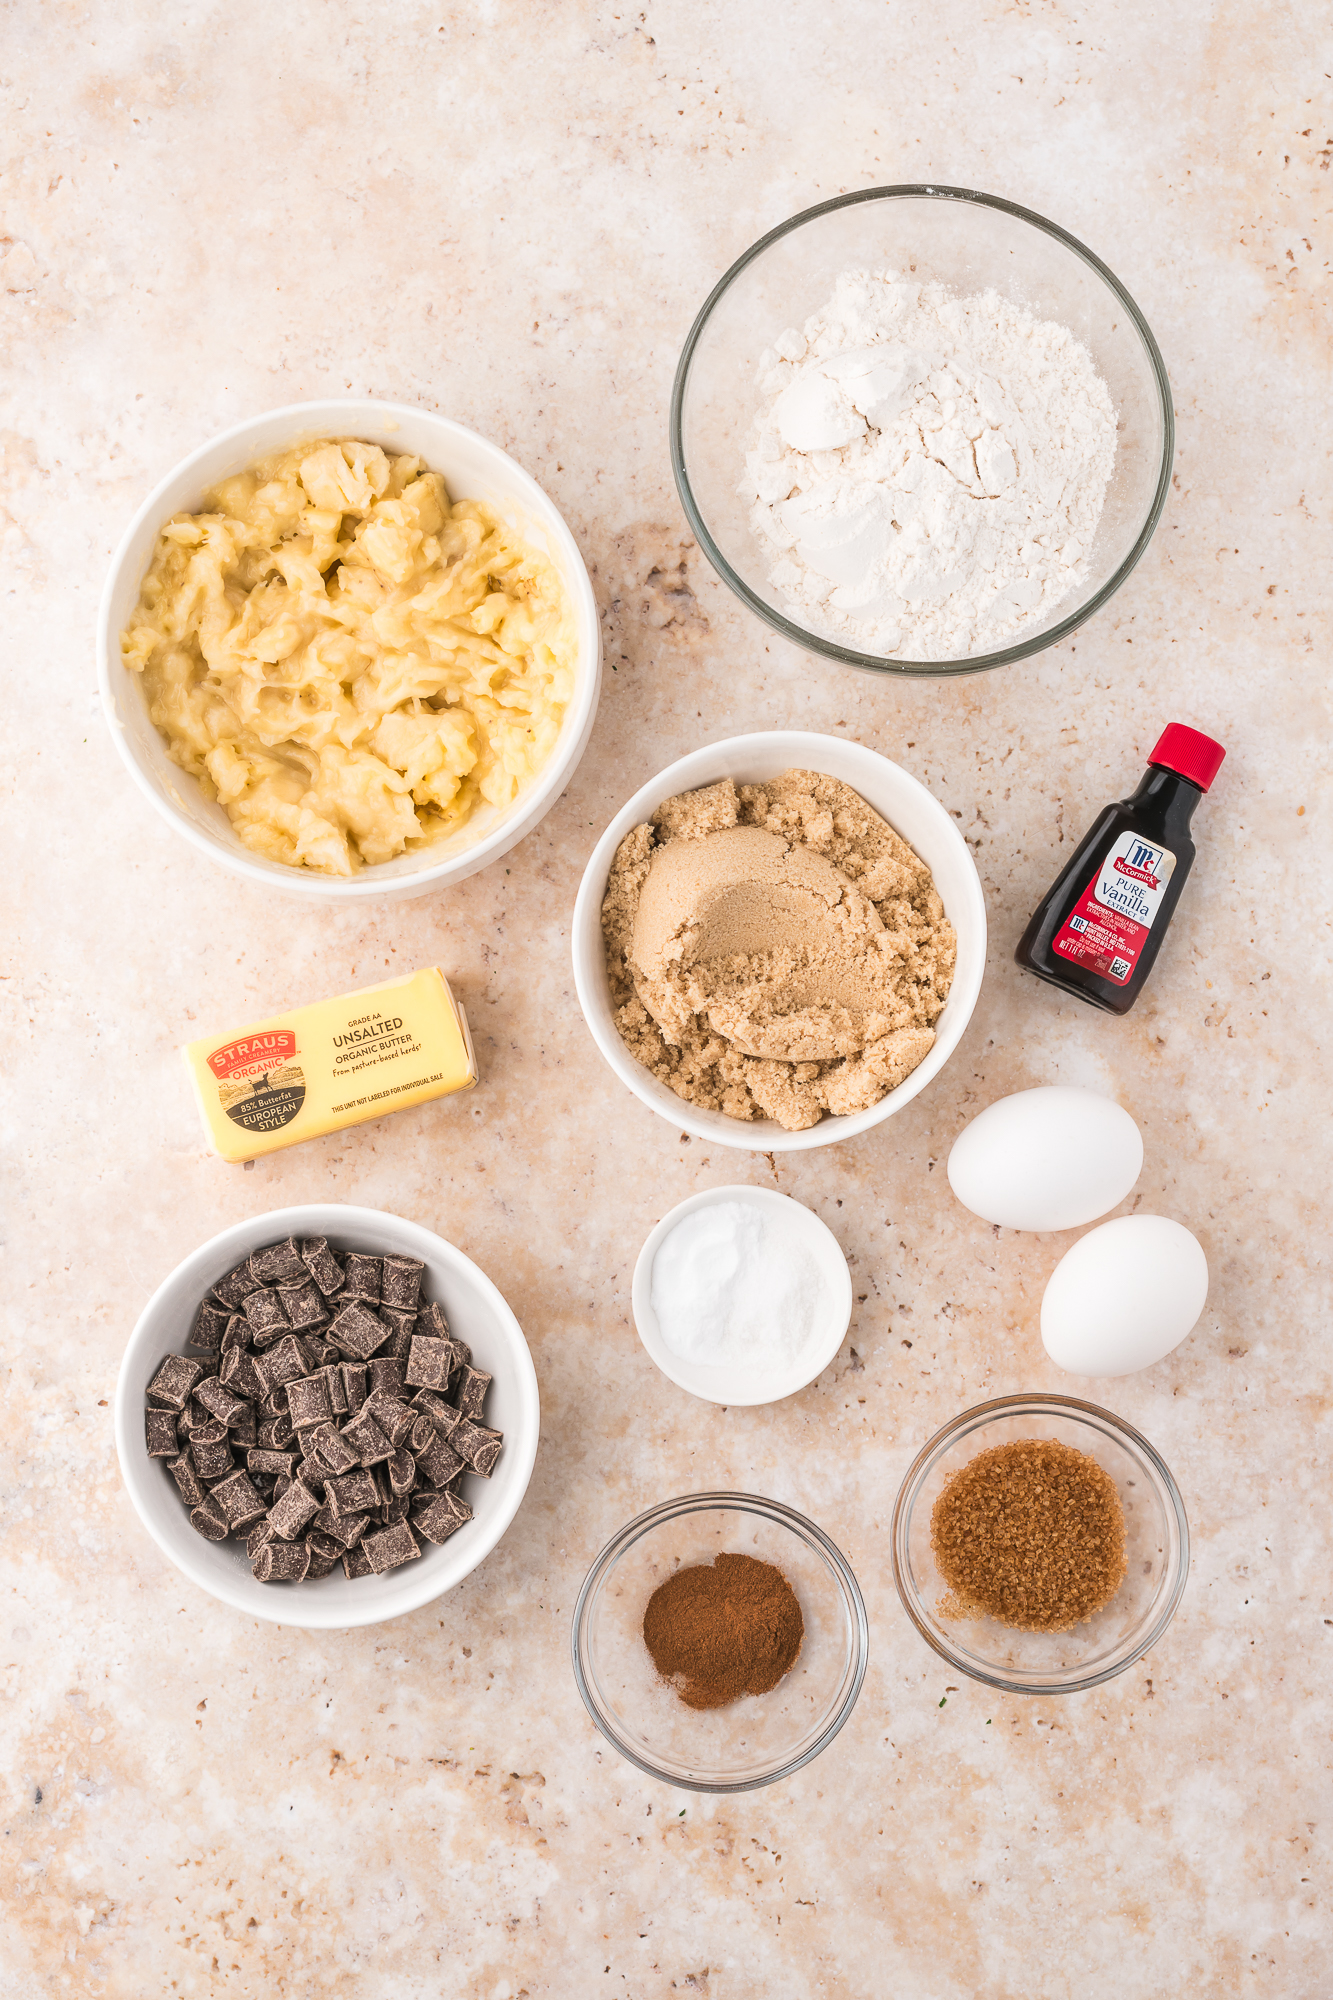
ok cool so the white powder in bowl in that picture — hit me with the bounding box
[649,1199,827,1373]
[741,268,1118,662]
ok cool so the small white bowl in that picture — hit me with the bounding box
[114,1204,539,1629]
[631,1186,853,1404]
[97,399,602,903]
[572,730,987,1152]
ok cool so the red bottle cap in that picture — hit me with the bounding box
[1148,723,1226,792]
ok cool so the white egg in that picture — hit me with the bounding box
[1041,1215,1209,1377]
[946,1086,1143,1232]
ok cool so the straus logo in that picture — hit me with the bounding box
[209,1029,307,1134]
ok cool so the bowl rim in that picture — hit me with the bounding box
[570,1489,870,1793]
[114,1201,540,1630]
[889,1391,1190,1694]
[569,728,988,1153]
[670,182,1175,680]
[629,1185,853,1405]
[96,396,603,900]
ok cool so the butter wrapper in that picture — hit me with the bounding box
[183,967,477,1164]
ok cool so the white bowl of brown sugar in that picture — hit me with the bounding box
[571,731,986,1152]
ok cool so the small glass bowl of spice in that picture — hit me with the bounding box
[572,1493,868,1791]
[891,1395,1188,1695]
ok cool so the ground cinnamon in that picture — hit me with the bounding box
[642,1552,804,1710]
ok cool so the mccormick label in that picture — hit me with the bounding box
[206,1028,307,1134]
[1050,831,1177,986]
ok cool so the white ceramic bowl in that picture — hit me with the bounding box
[97,399,602,902]
[632,1187,853,1405]
[571,731,987,1152]
[114,1204,539,1629]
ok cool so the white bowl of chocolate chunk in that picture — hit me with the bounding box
[572,731,986,1151]
[115,1204,539,1629]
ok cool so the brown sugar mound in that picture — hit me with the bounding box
[642,1552,805,1710]
[930,1438,1127,1633]
[601,770,956,1131]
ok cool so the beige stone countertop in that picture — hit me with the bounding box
[1,4,1329,1995]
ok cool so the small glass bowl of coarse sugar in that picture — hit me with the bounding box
[890,1395,1189,1696]
[571,1492,868,1792]
[631,1187,853,1405]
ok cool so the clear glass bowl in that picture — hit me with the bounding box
[891,1395,1189,1695]
[671,185,1173,678]
[571,1493,868,1792]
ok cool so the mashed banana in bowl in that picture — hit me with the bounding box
[121,439,576,875]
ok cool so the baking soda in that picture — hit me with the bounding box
[650,1200,826,1372]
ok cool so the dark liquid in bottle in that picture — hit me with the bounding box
[1015,766,1207,1016]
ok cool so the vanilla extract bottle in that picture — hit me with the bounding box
[1015,723,1226,1016]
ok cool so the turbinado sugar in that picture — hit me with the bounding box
[930,1438,1127,1632]
[642,1553,804,1710]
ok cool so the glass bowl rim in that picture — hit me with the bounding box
[670,182,1175,680]
[889,1391,1191,1695]
[570,1489,870,1793]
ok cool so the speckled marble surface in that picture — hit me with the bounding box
[2,4,1330,1995]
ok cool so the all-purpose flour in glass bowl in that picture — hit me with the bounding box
[632,1188,853,1406]
[742,269,1117,662]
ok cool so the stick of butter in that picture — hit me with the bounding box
[183,967,478,1164]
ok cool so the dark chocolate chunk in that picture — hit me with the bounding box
[303,1334,338,1368]
[379,1255,424,1312]
[412,1490,473,1545]
[247,1448,298,1479]
[386,1447,417,1498]
[220,1315,252,1355]
[383,1492,411,1526]
[256,1335,308,1393]
[242,1288,289,1343]
[405,1336,453,1393]
[229,1403,258,1447]
[340,1409,393,1466]
[212,1259,265,1309]
[376,1307,417,1350]
[410,1388,461,1435]
[342,1252,382,1304]
[340,1361,369,1414]
[211,1468,268,1530]
[454,1365,493,1423]
[249,1237,305,1286]
[342,1542,373,1580]
[299,1237,346,1298]
[195,1375,249,1428]
[253,1539,311,1583]
[415,1300,451,1343]
[413,1429,465,1488]
[179,1395,213,1435]
[190,1300,230,1352]
[451,1419,503,1478]
[304,1530,342,1579]
[286,1374,333,1431]
[146,1354,204,1413]
[363,1389,415,1447]
[189,1496,229,1541]
[268,1479,320,1540]
[168,1454,206,1509]
[219,1346,265,1402]
[189,1432,235,1483]
[311,1423,358,1474]
[362,1518,420,1573]
[328,1299,390,1362]
[145,1409,179,1457]
[321,1364,349,1416]
[368,1354,407,1399]
[277,1278,326,1331]
[325,1467,379,1517]
[247,1518,277,1560]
